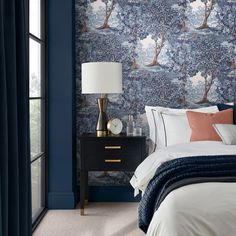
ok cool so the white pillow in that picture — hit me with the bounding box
[145,106,219,152]
[160,112,191,146]
[213,124,236,145]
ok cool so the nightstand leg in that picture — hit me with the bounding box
[80,170,86,215]
[85,171,88,204]
[80,208,84,216]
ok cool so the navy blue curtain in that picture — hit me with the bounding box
[0,0,32,235]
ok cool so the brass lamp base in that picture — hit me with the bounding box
[96,130,108,137]
[96,95,108,137]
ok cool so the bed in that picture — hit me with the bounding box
[130,104,236,236]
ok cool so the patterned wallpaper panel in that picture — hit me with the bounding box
[75,0,236,185]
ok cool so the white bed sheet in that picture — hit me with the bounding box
[130,141,236,236]
[147,182,236,236]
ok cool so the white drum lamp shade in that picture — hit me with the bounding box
[81,62,123,94]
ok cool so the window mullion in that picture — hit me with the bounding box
[31,152,45,164]
[29,33,45,44]
[29,97,44,100]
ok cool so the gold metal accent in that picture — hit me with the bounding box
[105,146,121,150]
[80,208,84,216]
[104,159,122,163]
[97,130,107,137]
[96,94,108,136]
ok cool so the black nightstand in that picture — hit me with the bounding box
[79,133,146,215]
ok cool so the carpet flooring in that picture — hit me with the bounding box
[33,203,145,236]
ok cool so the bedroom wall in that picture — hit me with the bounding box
[75,0,236,186]
[48,0,76,208]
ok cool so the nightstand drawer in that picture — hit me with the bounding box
[83,139,140,157]
[85,153,141,171]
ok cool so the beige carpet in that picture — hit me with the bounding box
[33,203,145,236]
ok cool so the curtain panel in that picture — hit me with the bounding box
[0,0,31,235]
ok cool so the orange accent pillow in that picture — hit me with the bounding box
[186,109,233,141]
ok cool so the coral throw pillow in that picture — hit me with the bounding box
[186,109,234,141]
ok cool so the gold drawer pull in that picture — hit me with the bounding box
[104,159,122,163]
[105,146,121,150]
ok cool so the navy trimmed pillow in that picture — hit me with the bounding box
[217,104,236,124]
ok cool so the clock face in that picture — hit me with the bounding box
[107,118,123,135]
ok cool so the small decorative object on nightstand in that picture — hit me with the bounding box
[107,118,123,135]
[126,115,135,136]
[79,133,146,215]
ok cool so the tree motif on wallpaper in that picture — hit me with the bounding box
[185,33,232,104]
[142,0,182,67]
[117,1,147,69]
[146,33,166,67]
[189,0,215,30]
[90,0,116,29]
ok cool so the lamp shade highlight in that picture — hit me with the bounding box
[81,62,122,94]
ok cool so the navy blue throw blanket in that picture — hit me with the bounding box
[138,155,236,233]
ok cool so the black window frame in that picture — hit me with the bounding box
[26,0,48,231]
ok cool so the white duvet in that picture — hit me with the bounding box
[130,141,236,236]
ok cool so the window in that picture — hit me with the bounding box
[28,0,47,225]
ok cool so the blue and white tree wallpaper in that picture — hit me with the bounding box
[75,0,236,185]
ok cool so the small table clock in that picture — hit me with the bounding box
[107,118,123,135]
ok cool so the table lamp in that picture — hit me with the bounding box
[81,62,123,136]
